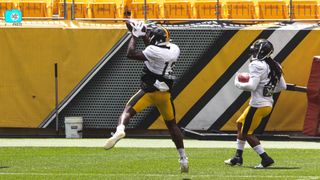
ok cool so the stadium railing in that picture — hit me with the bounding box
[193,0,223,19]
[131,0,160,19]
[1,0,320,22]
[291,0,319,19]
[258,0,289,19]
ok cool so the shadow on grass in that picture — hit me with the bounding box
[0,166,9,169]
[243,166,301,170]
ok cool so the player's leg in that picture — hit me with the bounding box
[245,106,274,168]
[224,106,250,166]
[156,92,188,173]
[164,120,189,173]
[104,90,151,149]
[246,135,274,168]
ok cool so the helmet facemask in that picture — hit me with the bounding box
[147,26,170,46]
[250,39,274,61]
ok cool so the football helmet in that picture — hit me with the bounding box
[249,39,274,61]
[148,26,170,46]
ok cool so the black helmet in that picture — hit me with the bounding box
[249,39,274,60]
[148,26,170,46]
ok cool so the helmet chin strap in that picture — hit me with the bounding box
[156,42,169,46]
[251,51,272,61]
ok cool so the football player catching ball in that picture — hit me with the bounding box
[104,21,189,173]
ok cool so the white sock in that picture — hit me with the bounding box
[116,124,125,132]
[178,148,187,159]
[253,145,265,155]
[236,139,246,150]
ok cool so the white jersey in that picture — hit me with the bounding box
[142,43,180,79]
[248,60,285,107]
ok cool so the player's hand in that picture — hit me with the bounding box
[234,74,242,89]
[131,21,146,38]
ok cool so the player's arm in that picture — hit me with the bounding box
[234,62,262,91]
[142,34,150,47]
[126,35,147,61]
[273,75,287,93]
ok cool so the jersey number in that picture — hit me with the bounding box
[263,84,275,97]
[162,62,176,76]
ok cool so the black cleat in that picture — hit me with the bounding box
[224,156,243,166]
[255,156,274,168]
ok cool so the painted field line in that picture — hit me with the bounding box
[0,138,319,149]
[0,172,320,180]
[0,172,318,179]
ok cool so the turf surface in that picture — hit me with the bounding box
[0,147,319,179]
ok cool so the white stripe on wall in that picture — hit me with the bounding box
[186,25,308,130]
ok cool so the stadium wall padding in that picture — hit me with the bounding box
[0,27,126,127]
[147,26,320,132]
[304,57,320,136]
[2,24,320,133]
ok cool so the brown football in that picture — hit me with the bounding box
[237,72,250,83]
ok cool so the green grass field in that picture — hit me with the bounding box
[0,147,319,180]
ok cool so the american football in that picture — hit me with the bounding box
[237,72,250,82]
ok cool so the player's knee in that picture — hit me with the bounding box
[239,131,248,140]
[164,119,177,129]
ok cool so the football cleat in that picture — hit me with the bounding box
[179,157,189,173]
[103,130,126,150]
[254,156,274,169]
[224,156,243,166]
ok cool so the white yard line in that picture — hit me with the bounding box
[0,138,319,149]
[0,172,318,179]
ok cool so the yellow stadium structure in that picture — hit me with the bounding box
[1,0,320,21]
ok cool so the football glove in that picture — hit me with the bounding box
[131,21,146,37]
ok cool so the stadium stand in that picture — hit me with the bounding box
[163,0,192,19]
[225,0,256,19]
[193,0,223,19]
[1,0,320,20]
[258,0,289,19]
[58,0,88,18]
[89,0,123,19]
[131,0,160,19]
[291,0,319,19]
[18,0,52,17]
[52,0,58,14]
[0,0,17,17]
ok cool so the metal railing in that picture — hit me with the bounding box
[1,0,320,23]
[73,0,320,23]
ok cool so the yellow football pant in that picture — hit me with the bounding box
[127,90,175,121]
[236,106,272,135]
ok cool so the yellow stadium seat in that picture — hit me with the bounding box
[193,0,223,19]
[123,0,131,13]
[89,0,123,18]
[18,0,52,17]
[225,0,256,19]
[291,0,319,19]
[53,0,59,14]
[163,0,192,19]
[58,0,88,19]
[131,0,160,19]
[0,1,17,17]
[258,0,289,19]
